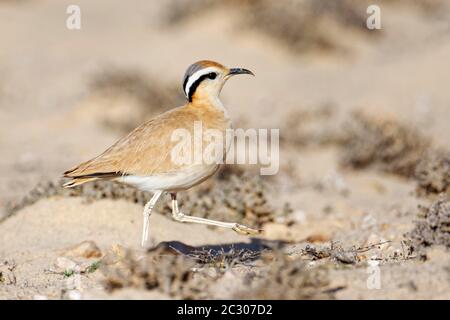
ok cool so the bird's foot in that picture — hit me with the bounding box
[232,223,262,236]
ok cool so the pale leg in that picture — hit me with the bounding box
[170,193,261,235]
[141,190,163,247]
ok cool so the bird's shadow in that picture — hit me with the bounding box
[153,238,288,263]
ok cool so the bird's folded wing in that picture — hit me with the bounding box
[64,107,198,178]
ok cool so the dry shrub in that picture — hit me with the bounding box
[101,246,331,299]
[415,151,450,197]
[301,243,358,264]
[87,69,184,133]
[340,111,430,178]
[189,246,262,270]
[163,0,371,54]
[101,246,212,299]
[340,111,450,197]
[279,106,448,199]
[243,0,369,53]
[163,0,225,25]
[234,252,331,299]
[380,0,447,15]
[406,197,450,253]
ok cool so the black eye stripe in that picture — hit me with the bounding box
[186,72,218,102]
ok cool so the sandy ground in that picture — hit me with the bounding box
[0,0,449,299]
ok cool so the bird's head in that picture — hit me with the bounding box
[182,60,254,103]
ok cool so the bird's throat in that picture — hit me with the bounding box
[189,93,230,120]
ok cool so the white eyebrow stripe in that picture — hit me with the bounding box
[184,67,219,98]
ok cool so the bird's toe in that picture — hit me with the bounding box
[232,223,262,236]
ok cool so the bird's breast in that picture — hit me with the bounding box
[117,163,220,192]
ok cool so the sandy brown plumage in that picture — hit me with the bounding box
[63,102,230,187]
[63,60,259,246]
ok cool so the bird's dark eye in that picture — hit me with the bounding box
[208,72,217,79]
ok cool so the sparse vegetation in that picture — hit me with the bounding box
[87,261,101,274]
[415,151,450,196]
[340,111,430,178]
[101,246,212,299]
[233,252,332,299]
[63,269,75,278]
[161,167,291,228]
[406,197,450,255]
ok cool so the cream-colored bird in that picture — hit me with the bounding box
[63,60,260,247]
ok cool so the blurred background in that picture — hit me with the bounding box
[0,0,449,299]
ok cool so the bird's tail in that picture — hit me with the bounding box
[62,177,99,188]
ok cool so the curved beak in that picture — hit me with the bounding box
[227,68,255,77]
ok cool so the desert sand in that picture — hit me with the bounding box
[0,0,449,299]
